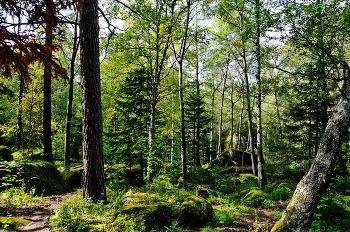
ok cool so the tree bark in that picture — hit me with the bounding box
[17,78,23,151]
[271,69,350,232]
[217,59,229,158]
[43,0,53,163]
[64,13,79,169]
[255,0,265,187]
[80,0,107,202]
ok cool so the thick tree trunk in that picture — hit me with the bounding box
[64,14,79,169]
[271,71,350,232]
[80,0,107,202]
[255,0,265,187]
[43,0,53,163]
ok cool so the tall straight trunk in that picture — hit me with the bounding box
[210,79,215,161]
[179,63,186,179]
[147,97,156,182]
[217,60,229,157]
[230,90,234,149]
[243,51,256,175]
[237,96,244,150]
[272,67,350,232]
[43,0,53,163]
[64,13,79,168]
[255,0,265,187]
[80,0,107,202]
[17,78,23,151]
[195,27,200,166]
[240,12,257,175]
[171,101,174,164]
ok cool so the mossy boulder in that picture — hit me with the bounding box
[0,146,13,161]
[243,188,265,201]
[239,173,259,187]
[178,194,213,228]
[11,149,43,161]
[60,166,83,189]
[0,216,31,229]
[0,161,70,194]
[119,190,173,230]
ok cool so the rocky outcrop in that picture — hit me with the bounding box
[178,194,213,228]
[0,161,70,194]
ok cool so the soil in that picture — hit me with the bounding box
[0,193,277,232]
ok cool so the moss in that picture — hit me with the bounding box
[239,173,258,183]
[240,187,260,198]
[178,194,213,228]
[11,149,43,161]
[271,219,289,232]
[0,216,31,229]
[243,189,265,201]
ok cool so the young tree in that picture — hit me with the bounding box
[80,0,107,202]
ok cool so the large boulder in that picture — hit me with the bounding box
[60,166,83,189]
[0,161,70,194]
[117,189,173,231]
[0,146,13,161]
[178,194,213,228]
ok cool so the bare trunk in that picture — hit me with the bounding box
[64,13,79,168]
[43,0,53,163]
[217,60,228,157]
[147,98,156,182]
[179,63,186,179]
[17,78,23,151]
[272,68,350,232]
[255,0,265,187]
[237,97,244,150]
[80,0,107,202]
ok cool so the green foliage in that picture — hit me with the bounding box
[310,195,350,232]
[186,166,216,187]
[0,187,39,207]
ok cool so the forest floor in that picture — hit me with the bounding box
[0,191,277,232]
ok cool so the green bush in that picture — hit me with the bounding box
[269,188,290,201]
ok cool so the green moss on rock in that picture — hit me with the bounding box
[0,216,31,229]
[118,190,173,230]
[243,189,265,201]
[178,194,213,228]
[0,161,70,194]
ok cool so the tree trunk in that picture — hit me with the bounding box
[43,0,53,163]
[147,97,156,182]
[217,60,228,158]
[237,96,244,150]
[179,62,187,180]
[80,0,107,202]
[271,69,350,232]
[17,78,23,151]
[64,13,79,169]
[255,0,265,187]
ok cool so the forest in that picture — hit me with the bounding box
[0,0,350,231]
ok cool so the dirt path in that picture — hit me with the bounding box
[0,194,277,232]
[0,193,75,232]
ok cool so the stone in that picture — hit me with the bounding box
[178,194,213,228]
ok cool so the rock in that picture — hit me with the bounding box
[238,173,258,187]
[118,190,173,230]
[0,161,70,194]
[178,194,213,228]
[0,146,13,161]
[0,216,31,230]
[11,149,43,161]
[60,167,83,188]
[196,185,211,198]
[243,188,265,200]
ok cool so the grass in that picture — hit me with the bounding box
[0,187,41,207]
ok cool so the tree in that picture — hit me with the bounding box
[80,0,107,202]
[272,0,350,230]
[64,11,80,168]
